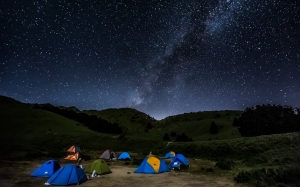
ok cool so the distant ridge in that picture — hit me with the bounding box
[0,95,22,105]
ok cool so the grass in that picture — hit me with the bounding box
[158,132,300,161]
[1,95,299,186]
[85,108,243,141]
[0,96,164,160]
[158,132,300,186]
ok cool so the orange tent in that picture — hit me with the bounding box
[64,152,79,160]
[65,145,81,160]
[67,145,81,153]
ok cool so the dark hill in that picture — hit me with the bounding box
[1,95,300,186]
[83,108,244,141]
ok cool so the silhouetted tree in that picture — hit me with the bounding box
[170,131,177,137]
[235,104,300,136]
[146,122,153,129]
[175,133,191,142]
[175,134,182,142]
[210,121,218,134]
[232,117,239,127]
[163,133,171,141]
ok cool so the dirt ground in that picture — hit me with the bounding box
[0,159,249,187]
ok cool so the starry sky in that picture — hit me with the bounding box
[1,0,299,120]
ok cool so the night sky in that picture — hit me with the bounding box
[1,0,299,120]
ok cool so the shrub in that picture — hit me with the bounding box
[170,131,177,137]
[215,160,234,170]
[209,121,218,134]
[215,113,221,118]
[234,171,252,183]
[235,167,300,186]
[206,168,214,172]
[163,133,171,141]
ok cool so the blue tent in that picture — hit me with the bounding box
[170,154,189,168]
[45,164,87,186]
[31,160,60,177]
[118,152,131,160]
[134,156,170,174]
[164,151,175,158]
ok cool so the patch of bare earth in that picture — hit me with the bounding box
[0,160,249,187]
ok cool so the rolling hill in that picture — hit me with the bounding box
[1,95,300,186]
[0,95,243,158]
[84,108,243,141]
[0,96,161,159]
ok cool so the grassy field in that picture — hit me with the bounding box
[156,132,300,186]
[0,95,299,186]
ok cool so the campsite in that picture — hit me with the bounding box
[0,153,248,187]
[0,95,300,187]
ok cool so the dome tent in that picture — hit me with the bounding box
[65,145,81,160]
[165,151,175,158]
[31,160,60,177]
[64,152,80,160]
[100,149,116,160]
[134,156,170,174]
[45,164,87,186]
[118,152,131,160]
[85,159,111,175]
[67,145,81,153]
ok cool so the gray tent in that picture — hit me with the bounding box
[100,150,116,160]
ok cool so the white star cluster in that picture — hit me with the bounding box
[0,0,299,119]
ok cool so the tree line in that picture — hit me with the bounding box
[163,132,193,142]
[33,104,123,134]
[233,104,300,137]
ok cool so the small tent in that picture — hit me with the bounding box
[67,145,81,153]
[65,145,81,160]
[134,156,170,174]
[118,152,131,160]
[165,151,175,158]
[170,154,189,169]
[85,159,111,175]
[64,152,80,160]
[31,160,60,177]
[45,164,87,186]
[100,149,116,160]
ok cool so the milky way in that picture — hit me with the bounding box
[1,0,299,119]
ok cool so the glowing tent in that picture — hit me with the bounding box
[134,156,170,174]
[170,154,189,169]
